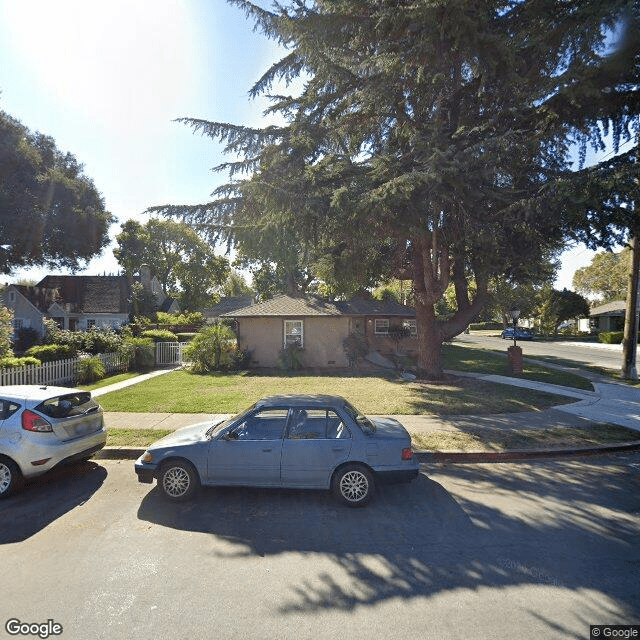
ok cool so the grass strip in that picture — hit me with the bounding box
[410,423,640,452]
[106,428,172,447]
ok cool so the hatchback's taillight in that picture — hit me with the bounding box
[22,410,53,432]
[402,447,413,460]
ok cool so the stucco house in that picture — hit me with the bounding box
[578,300,626,333]
[2,266,178,338]
[222,294,417,369]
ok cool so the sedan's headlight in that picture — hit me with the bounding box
[141,451,154,463]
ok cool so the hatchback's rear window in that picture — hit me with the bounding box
[35,392,98,419]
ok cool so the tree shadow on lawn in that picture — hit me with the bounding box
[0,461,107,544]
[137,457,640,633]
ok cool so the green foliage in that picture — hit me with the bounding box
[176,333,198,342]
[114,218,230,310]
[0,306,13,358]
[43,320,123,354]
[123,337,155,371]
[76,356,106,384]
[0,356,41,368]
[14,327,39,352]
[141,329,179,343]
[26,343,77,362]
[0,110,113,274]
[469,322,503,330]
[277,344,305,371]
[184,323,238,373]
[537,288,591,335]
[343,332,369,368]
[156,311,205,327]
[599,331,625,344]
[573,248,631,303]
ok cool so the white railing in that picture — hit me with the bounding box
[0,352,129,387]
[156,342,190,366]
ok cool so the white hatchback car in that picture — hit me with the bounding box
[0,385,106,498]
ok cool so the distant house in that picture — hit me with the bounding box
[579,300,627,333]
[221,294,417,368]
[2,265,178,338]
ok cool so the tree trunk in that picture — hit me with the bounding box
[414,295,443,378]
[622,230,640,380]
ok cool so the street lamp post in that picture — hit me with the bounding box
[507,307,523,374]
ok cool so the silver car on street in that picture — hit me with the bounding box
[135,394,419,507]
[0,385,106,498]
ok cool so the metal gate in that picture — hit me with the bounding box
[156,342,189,365]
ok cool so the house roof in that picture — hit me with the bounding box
[34,275,131,314]
[203,296,255,318]
[590,300,627,316]
[221,294,416,318]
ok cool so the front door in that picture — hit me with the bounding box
[206,408,288,486]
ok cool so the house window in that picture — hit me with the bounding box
[9,292,15,303]
[403,320,417,337]
[284,320,304,348]
[12,318,24,331]
[86,319,96,329]
[374,319,389,335]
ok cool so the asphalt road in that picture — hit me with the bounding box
[1,456,639,640]
[455,333,631,372]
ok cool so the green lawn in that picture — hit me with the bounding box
[96,368,574,416]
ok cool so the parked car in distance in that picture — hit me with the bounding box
[135,394,420,507]
[501,327,535,340]
[0,385,106,498]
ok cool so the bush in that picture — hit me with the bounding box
[124,337,155,370]
[469,322,503,331]
[76,356,106,384]
[598,331,624,344]
[176,333,197,342]
[184,324,237,373]
[26,343,77,362]
[343,332,369,367]
[277,344,304,371]
[156,311,205,327]
[0,356,41,368]
[82,327,123,354]
[14,327,39,352]
[141,329,179,343]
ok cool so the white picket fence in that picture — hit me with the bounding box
[156,342,190,366]
[0,352,129,387]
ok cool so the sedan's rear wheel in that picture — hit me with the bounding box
[0,457,21,499]
[159,460,200,502]
[332,464,374,507]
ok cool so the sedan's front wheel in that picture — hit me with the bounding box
[159,460,200,502]
[332,464,374,507]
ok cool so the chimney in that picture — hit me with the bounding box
[140,264,152,292]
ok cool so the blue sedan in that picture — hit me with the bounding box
[135,394,419,507]
[501,327,535,340]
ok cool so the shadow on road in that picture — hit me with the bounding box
[137,458,640,631]
[0,461,107,544]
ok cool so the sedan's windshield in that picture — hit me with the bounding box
[343,401,376,434]
[206,403,257,438]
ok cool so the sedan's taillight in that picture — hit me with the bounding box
[401,447,413,460]
[22,410,53,432]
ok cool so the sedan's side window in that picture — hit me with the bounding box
[288,409,351,440]
[233,409,288,441]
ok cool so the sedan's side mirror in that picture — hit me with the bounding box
[223,430,239,441]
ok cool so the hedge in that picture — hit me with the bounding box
[141,329,179,343]
[25,343,77,362]
[598,331,624,344]
[0,356,42,368]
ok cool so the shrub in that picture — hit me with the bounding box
[141,329,179,343]
[277,344,304,371]
[26,343,77,362]
[0,306,14,358]
[229,348,252,370]
[0,356,41,368]
[184,323,237,373]
[598,331,624,344]
[123,337,156,370]
[469,322,503,330]
[14,327,40,353]
[81,327,123,354]
[176,333,197,342]
[156,311,205,327]
[343,332,369,367]
[76,356,106,384]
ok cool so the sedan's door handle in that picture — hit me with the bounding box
[262,448,272,452]
[332,447,347,452]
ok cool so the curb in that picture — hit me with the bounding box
[96,440,640,464]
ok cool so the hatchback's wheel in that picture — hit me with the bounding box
[0,457,21,499]
[332,464,374,507]
[159,460,200,502]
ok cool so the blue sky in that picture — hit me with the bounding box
[0,1,624,289]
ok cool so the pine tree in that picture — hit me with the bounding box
[156,0,637,378]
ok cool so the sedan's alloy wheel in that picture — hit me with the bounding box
[339,470,369,503]
[0,462,12,495]
[162,466,191,498]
